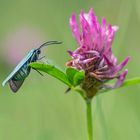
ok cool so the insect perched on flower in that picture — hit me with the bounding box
[66,9,130,98]
[2,41,62,93]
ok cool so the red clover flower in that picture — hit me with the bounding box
[66,9,130,98]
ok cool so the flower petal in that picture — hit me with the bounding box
[70,14,81,45]
[114,69,128,88]
[115,57,130,72]
[79,11,93,49]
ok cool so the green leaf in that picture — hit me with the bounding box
[99,77,140,94]
[66,67,85,86]
[121,77,140,87]
[30,62,71,86]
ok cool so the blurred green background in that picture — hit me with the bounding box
[0,0,140,139]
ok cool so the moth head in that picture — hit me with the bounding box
[36,49,41,54]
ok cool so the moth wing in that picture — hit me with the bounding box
[8,79,24,93]
[2,49,35,86]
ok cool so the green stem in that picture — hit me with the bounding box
[86,99,93,140]
[74,88,93,140]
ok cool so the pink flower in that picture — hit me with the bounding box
[66,9,130,97]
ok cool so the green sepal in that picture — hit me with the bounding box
[66,67,85,87]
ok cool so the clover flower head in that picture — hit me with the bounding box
[66,9,130,97]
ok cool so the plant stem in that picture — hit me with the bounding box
[86,99,93,140]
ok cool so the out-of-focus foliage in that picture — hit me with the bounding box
[0,0,140,140]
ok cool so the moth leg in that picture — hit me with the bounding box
[32,68,44,76]
[65,87,71,93]
[38,56,45,60]
[42,58,50,64]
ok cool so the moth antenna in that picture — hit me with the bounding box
[37,41,62,50]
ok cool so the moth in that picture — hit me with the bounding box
[2,41,62,93]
